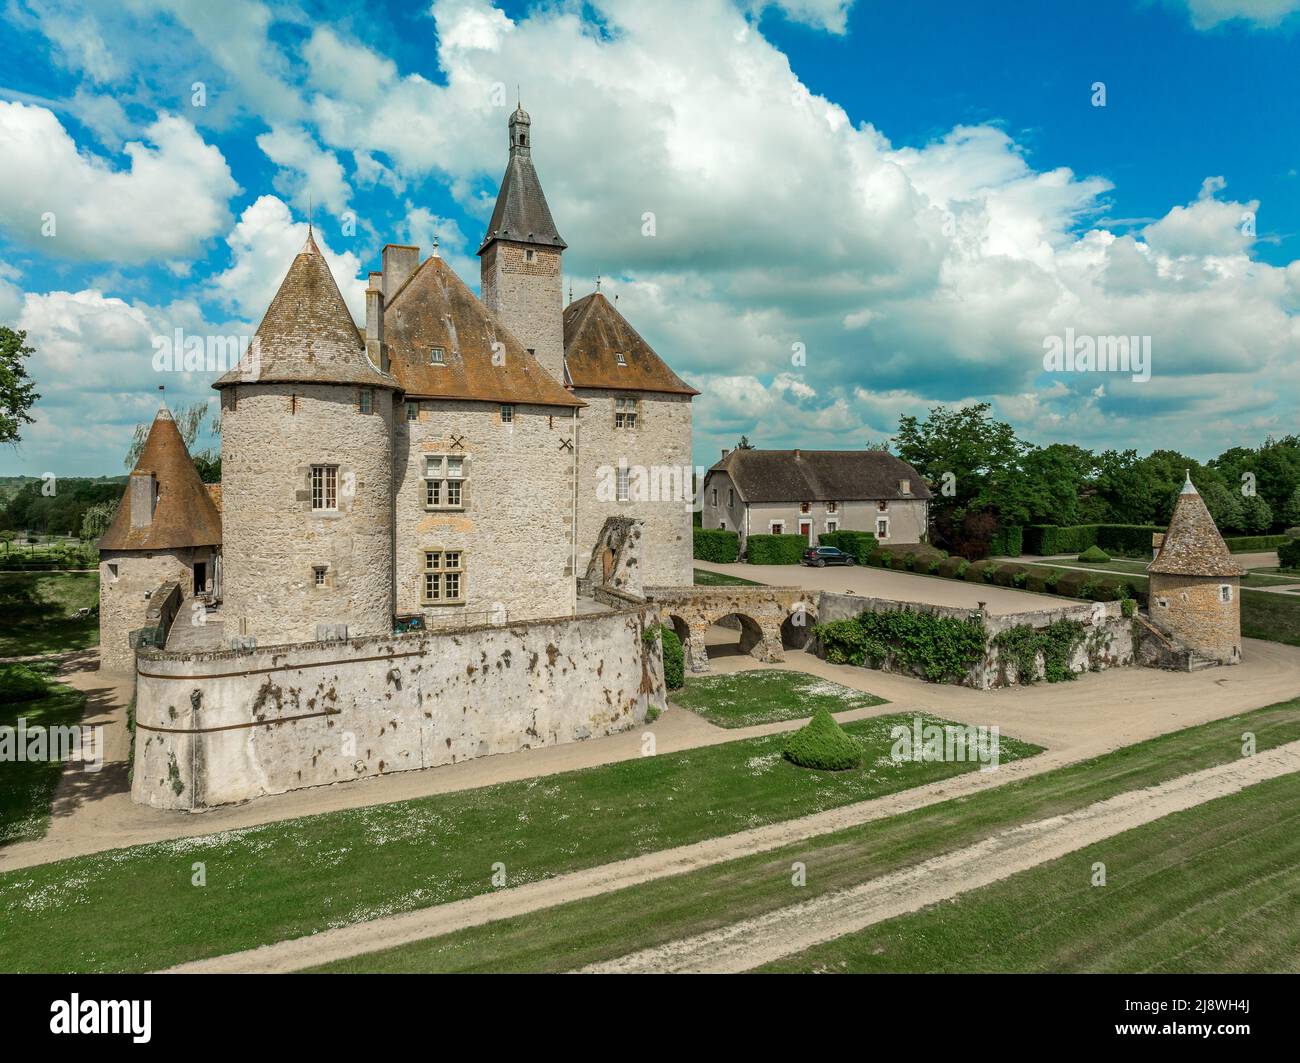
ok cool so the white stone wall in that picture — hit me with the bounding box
[480,242,565,384]
[702,481,928,549]
[575,389,694,588]
[99,548,201,673]
[219,383,395,647]
[394,399,577,623]
[131,605,666,809]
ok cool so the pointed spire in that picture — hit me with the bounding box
[1150,473,1243,577]
[479,105,564,254]
[1181,469,1197,495]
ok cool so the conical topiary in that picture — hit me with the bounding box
[783,707,862,771]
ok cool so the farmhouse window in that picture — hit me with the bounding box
[800,501,811,514]
[615,351,626,366]
[826,501,837,513]
[313,566,327,587]
[310,465,337,511]
[876,518,889,539]
[771,521,785,534]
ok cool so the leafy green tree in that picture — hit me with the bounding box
[1239,493,1273,534]
[894,402,1025,516]
[80,500,118,541]
[0,326,40,445]
[1280,484,1300,529]
[1198,479,1244,534]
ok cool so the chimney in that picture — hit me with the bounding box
[365,271,386,371]
[721,448,729,460]
[381,244,419,300]
[129,472,156,530]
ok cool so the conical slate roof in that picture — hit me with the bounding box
[1149,475,1244,577]
[477,152,566,253]
[384,255,581,407]
[99,406,223,551]
[563,292,698,395]
[215,230,397,389]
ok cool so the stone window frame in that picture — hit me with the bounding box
[729,488,735,507]
[826,500,837,513]
[311,564,329,589]
[358,388,374,415]
[424,454,468,511]
[711,487,718,507]
[421,549,466,605]
[826,519,839,534]
[106,562,119,581]
[800,501,811,514]
[429,346,445,365]
[525,248,536,263]
[899,479,911,494]
[310,465,338,511]
[404,401,420,422]
[616,466,631,502]
[876,516,890,539]
[770,520,785,535]
[500,404,514,424]
[614,396,639,429]
[1220,584,1234,603]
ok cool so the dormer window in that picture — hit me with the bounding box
[899,479,911,494]
[615,352,626,366]
[430,347,445,365]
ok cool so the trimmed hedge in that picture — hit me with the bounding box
[817,530,878,563]
[988,525,1023,557]
[1224,534,1291,553]
[1278,538,1300,572]
[962,559,998,584]
[783,707,863,771]
[1078,545,1111,562]
[745,533,807,565]
[1024,524,1161,557]
[693,527,740,563]
[936,556,968,579]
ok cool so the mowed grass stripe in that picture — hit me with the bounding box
[308,697,1300,973]
[761,769,1300,973]
[0,712,1037,973]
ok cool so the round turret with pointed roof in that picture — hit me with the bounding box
[1149,472,1244,577]
[214,228,398,390]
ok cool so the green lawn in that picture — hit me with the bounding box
[672,669,885,728]
[1062,557,1299,588]
[762,769,1300,973]
[0,712,1038,972]
[312,696,1300,973]
[0,572,98,658]
[693,567,762,587]
[1,669,87,845]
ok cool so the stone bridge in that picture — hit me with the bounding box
[644,585,819,673]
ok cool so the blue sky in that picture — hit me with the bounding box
[1,0,1297,476]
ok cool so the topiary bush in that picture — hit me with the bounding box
[991,563,1028,587]
[1078,545,1111,562]
[745,533,807,565]
[1053,569,1093,598]
[693,527,740,563]
[1279,537,1300,572]
[782,707,863,771]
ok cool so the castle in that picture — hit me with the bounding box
[101,105,696,668]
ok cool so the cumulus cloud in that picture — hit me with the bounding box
[1164,0,1300,29]
[257,125,353,216]
[0,102,237,263]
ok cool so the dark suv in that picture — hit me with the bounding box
[802,546,854,567]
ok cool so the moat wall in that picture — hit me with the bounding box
[132,605,665,810]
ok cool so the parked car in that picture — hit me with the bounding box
[802,546,854,567]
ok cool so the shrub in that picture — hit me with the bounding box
[658,627,684,690]
[817,530,878,563]
[1024,524,1161,557]
[992,619,1086,685]
[745,533,806,565]
[962,559,997,583]
[1121,598,1137,618]
[991,563,1028,588]
[0,665,50,703]
[693,527,739,563]
[1277,537,1300,572]
[813,609,986,684]
[936,556,966,579]
[1078,545,1111,562]
[783,707,863,771]
[1024,570,1051,593]
[926,556,943,574]
[1053,570,1092,599]
[988,525,1024,557]
[867,549,889,567]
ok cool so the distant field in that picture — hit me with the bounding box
[0,572,98,658]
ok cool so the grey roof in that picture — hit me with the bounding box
[215,230,397,390]
[563,292,698,395]
[478,152,566,253]
[1149,475,1244,577]
[707,449,932,503]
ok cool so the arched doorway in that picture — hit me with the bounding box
[781,608,816,651]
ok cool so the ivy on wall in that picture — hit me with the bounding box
[990,618,1086,684]
[813,609,986,684]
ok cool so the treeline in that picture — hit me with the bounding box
[892,404,1300,557]
[0,478,125,539]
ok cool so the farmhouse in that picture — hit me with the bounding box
[700,448,931,550]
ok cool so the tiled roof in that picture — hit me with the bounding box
[562,292,697,395]
[1149,476,1244,577]
[477,154,566,252]
[707,449,932,503]
[215,230,397,390]
[383,255,582,407]
[98,406,223,551]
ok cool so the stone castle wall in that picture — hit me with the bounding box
[99,548,204,673]
[394,399,577,623]
[219,382,395,647]
[131,603,666,810]
[480,241,565,384]
[1148,573,1241,664]
[575,390,694,588]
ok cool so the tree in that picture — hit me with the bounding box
[0,326,40,445]
[1281,484,1300,529]
[734,435,754,450]
[1198,480,1244,534]
[0,529,14,553]
[80,500,118,542]
[126,400,220,472]
[1239,494,1273,535]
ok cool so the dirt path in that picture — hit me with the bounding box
[582,740,1300,974]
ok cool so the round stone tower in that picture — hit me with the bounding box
[213,229,400,647]
[1147,472,1244,665]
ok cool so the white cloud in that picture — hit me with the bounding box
[1166,0,1300,29]
[257,125,353,216]
[0,102,237,263]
